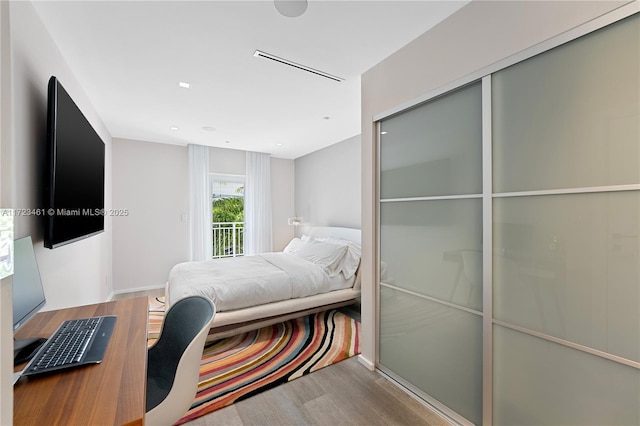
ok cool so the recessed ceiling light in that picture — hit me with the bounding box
[276,143,283,147]
[322,116,331,120]
[225,141,231,144]
[178,81,190,89]
[381,131,388,135]
[170,126,179,131]
[202,126,216,132]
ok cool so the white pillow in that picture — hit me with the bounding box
[332,239,361,279]
[283,237,305,255]
[294,239,348,277]
[302,236,361,279]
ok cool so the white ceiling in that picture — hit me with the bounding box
[32,1,468,159]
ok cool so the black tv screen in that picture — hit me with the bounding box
[45,76,105,249]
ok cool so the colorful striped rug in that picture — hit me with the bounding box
[147,296,165,345]
[147,297,360,424]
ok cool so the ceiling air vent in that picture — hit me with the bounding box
[253,50,344,82]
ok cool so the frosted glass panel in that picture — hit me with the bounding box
[493,15,640,192]
[494,325,640,425]
[380,287,482,425]
[494,191,640,362]
[380,199,482,311]
[379,82,482,198]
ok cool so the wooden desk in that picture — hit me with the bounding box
[13,297,148,426]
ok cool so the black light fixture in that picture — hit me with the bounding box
[274,0,308,18]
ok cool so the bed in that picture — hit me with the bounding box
[165,227,361,340]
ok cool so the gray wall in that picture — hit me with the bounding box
[294,135,361,236]
[112,140,295,292]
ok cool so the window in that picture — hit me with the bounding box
[210,174,244,258]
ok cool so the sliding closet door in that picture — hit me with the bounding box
[492,15,639,425]
[378,81,483,425]
[377,10,639,426]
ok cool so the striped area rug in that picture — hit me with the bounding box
[147,296,165,345]
[147,297,360,424]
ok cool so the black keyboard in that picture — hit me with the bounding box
[21,315,116,377]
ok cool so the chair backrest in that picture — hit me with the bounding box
[146,296,215,425]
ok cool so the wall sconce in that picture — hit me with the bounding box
[287,217,302,226]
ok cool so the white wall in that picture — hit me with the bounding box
[1,2,113,422]
[112,138,189,292]
[0,2,12,422]
[294,135,361,236]
[271,157,294,251]
[210,146,245,175]
[3,1,113,310]
[112,141,295,292]
[359,0,627,366]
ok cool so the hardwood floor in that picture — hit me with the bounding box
[188,357,450,426]
[113,289,450,425]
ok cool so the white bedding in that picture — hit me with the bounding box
[168,252,339,312]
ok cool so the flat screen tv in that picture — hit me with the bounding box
[45,76,105,249]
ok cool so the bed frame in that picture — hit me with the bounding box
[166,226,361,341]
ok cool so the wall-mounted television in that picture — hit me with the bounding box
[45,76,105,249]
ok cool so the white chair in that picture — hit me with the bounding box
[145,296,215,426]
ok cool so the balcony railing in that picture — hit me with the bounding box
[212,222,244,258]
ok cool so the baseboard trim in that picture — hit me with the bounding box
[111,284,165,297]
[358,355,375,371]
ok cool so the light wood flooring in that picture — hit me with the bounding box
[113,289,450,426]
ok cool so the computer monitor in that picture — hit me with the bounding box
[13,236,48,364]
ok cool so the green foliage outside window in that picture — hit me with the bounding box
[212,186,244,257]
[212,197,244,223]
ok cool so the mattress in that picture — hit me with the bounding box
[168,252,353,312]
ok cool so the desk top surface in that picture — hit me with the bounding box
[13,297,148,426]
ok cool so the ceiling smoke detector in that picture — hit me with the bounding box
[274,0,308,18]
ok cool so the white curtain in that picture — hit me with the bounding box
[244,151,272,255]
[188,144,212,261]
